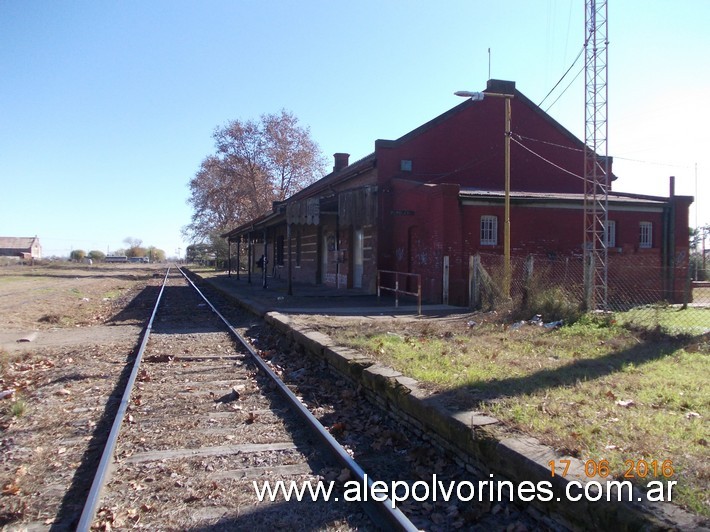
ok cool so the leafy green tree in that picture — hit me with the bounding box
[186,243,211,263]
[88,250,106,261]
[122,237,146,258]
[147,247,166,262]
[126,247,148,258]
[690,225,709,280]
[70,249,86,262]
[209,230,230,266]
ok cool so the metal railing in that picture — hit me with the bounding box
[377,270,422,315]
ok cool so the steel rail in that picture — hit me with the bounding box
[177,267,419,532]
[76,267,172,532]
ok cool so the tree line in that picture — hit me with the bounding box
[69,237,166,262]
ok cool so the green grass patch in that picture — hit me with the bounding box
[102,288,124,299]
[10,398,27,417]
[333,317,709,517]
[0,276,28,284]
[70,287,85,298]
[617,305,710,336]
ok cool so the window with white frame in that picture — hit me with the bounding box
[480,215,498,246]
[639,221,652,248]
[605,220,616,248]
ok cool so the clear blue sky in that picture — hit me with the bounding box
[2,1,708,258]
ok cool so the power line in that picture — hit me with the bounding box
[612,155,694,169]
[542,63,585,113]
[537,44,586,110]
[514,133,585,152]
[511,137,585,181]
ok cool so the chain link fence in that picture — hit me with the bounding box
[470,252,710,336]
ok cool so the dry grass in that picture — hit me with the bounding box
[0,262,158,330]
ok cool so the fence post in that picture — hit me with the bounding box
[522,254,534,309]
[395,275,399,308]
[682,262,692,310]
[583,253,594,311]
[468,255,474,309]
[471,254,481,309]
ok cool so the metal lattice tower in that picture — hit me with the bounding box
[583,0,609,311]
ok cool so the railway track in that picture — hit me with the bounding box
[76,267,415,530]
[71,266,563,531]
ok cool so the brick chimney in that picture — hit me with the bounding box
[333,153,350,172]
[486,79,516,93]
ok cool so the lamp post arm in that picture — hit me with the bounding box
[454,91,514,101]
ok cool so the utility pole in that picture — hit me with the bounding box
[454,89,514,298]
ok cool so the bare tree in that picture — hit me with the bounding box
[123,237,143,249]
[263,110,326,200]
[185,110,326,244]
[185,155,253,242]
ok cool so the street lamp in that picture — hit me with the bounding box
[455,89,514,298]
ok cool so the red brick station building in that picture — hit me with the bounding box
[223,80,692,307]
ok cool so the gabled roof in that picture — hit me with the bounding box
[222,79,622,238]
[378,80,576,149]
[375,79,616,183]
[0,236,39,250]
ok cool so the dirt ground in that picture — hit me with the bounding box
[0,263,446,529]
[0,263,162,528]
[0,262,162,332]
[3,264,706,527]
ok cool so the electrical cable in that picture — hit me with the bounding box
[537,42,586,110]
[511,136,585,181]
[542,63,585,113]
[513,133,585,152]
[612,155,693,169]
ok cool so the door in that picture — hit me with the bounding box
[353,229,364,289]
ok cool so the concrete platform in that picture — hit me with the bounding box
[200,271,469,317]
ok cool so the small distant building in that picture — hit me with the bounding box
[0,236,42,261]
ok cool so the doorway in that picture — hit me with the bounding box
[353,228,364,289]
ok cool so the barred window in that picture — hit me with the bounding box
[480,215,498,246]
[605,220,616,248]
[639,221,652,248]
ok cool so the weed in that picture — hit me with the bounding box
[38,314,62,324]
[520,285,583,323]
[11,399,26,417]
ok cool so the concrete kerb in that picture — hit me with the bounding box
[197,273,707,531]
